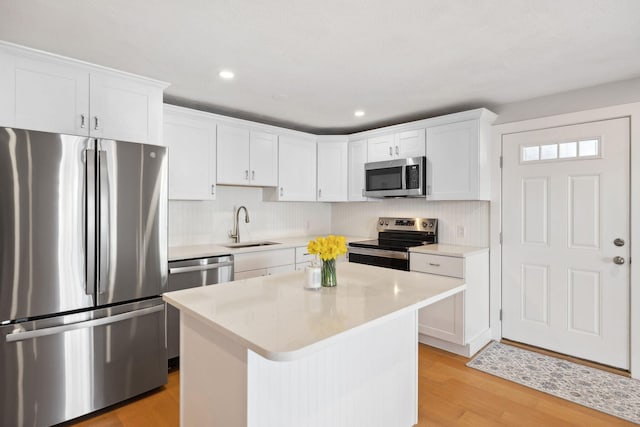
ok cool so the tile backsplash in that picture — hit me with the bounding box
[331,199,489,247]
[170,187,489,248]
[169,186,332,246]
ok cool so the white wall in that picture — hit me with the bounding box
[169,186,332,246]
[332,200,489,247]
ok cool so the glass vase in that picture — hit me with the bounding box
[321,259,337,287]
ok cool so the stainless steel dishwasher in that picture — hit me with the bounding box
[167,255,234,360]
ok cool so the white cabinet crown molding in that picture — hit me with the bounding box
[0,41,169,90]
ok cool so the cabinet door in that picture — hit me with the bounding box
[418,293,464,345]
[348,139,368,201]
[164,109,216,200]
[13,56,89,136]
[249,131,278,186]
[89,71,160,144]
[267,264,295,276]
[217,125,250,185]
[397,129,425,158]
[426,120,479,200]
[277,136,317,201]
[317,141,348,201]
[367,134,394,161]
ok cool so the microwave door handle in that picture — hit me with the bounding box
[85,148,96,297]
[401,165,407,191]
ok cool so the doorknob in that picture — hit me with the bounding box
[613,256,625,265]
[614,238,625,247]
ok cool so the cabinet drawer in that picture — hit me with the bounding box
[234,248,295,272]
[295,246,315,264]
[410,253,463,278]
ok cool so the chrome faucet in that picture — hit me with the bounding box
[229,205,250,243]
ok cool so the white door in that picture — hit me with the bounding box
[502,118,630,369]
[396,129,425,158]
[217,125,250,185]
[249,131,278,186]
[277,136,316,201]
[317,141,348,201]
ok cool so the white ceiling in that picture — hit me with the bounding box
[1,0,639,134]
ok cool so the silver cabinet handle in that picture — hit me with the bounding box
[81,114,86,128]
[245,170,249,180]
[252,170,255,180]
[428,262,441,267]
[361,188,365,197]
[280,187,283,197]
[395,145,399,155]
[613,256,625,265]
[318,188,322,198]
[94,116,100,130]
[211,184,215,195]
[6,304,164,343]
[388,146,393,156]
[614,238,625,247]
[427,185,431,195]
[169,262,234,274]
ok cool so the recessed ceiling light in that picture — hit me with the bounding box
[219,70,235,80]
[354,110,365,117]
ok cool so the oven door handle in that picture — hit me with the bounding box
[347,246,408,260]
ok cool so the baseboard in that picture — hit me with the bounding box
[419,328,492,358]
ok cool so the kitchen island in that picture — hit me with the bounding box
[163,262,465,427]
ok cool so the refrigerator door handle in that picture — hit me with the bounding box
[85,148,97,297]
[98,149,110,295]
[5,304,164,343]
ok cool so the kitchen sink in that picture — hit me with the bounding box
[222,241,280,249]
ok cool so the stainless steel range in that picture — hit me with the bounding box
[348,217,438,271]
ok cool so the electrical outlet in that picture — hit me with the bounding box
[456,225,465,238]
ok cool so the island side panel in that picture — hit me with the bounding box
[246,311,419,427]
[181,312,249,427]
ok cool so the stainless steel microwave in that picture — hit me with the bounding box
[364,156,426,198]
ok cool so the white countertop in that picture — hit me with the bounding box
[409,243,488,257]
[163,262,465,361]
[168,235,368,261]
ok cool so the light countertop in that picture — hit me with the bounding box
[163,262,465,361]
[168,235,368,261]
[409,243,488,257]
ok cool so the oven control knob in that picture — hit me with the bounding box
[422,221,428,229]
[384,221,389,226]
[379,220,384,226]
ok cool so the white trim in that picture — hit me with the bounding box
[490,101,640,378]
[0,40,169,89]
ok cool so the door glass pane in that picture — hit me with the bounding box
[559,142,577,158]
[523,146,539,162]
[579,139,599,157]
[366,167,402,190]
[540,144,558,160]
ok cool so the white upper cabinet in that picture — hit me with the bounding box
[425,113,494,200]
[273,135,317,201]
[12,56,90,136]
[0,42,167,145]
[216,125,277,186]
[348,139,368,201]
[317,139,348,202]
[89,71,163,144]
[249,131,278,186]
[163,105,217,200]
[217,125,250,185]
[367,129,425,161]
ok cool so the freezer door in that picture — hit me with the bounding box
[96,140,167,305]
[0,128,94,322]
[0,298,167,427]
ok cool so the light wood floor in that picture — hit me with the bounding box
[68,344,634,426]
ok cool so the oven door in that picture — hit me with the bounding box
[348,247,409,271]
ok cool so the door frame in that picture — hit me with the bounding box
[490,101,640,378]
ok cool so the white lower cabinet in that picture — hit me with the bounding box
[295,246,314,270]
[410,249,490,357]
[234,248,296,279]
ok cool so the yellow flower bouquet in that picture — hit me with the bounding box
[307,235,347,287]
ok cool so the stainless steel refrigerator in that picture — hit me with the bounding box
[0,127,168,426]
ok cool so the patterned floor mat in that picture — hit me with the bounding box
[467,341,640,424]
